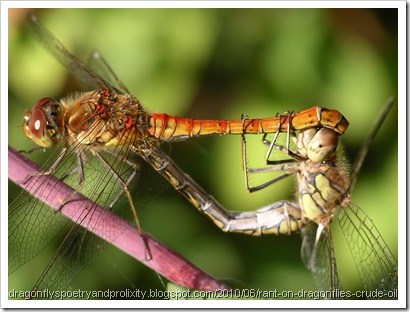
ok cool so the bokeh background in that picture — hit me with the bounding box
[8,8,398,299]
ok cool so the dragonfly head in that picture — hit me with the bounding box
[297,127,339,163]
[23,97,66,148]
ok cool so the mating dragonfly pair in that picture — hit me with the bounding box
[9,13,397,300]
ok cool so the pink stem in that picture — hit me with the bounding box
[8,146,229,291]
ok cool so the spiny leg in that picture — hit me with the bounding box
[263,111,304,163]
[240,113,299,193]
[98,148,141,210]
[20,145,91,215]
[92,150,141,234]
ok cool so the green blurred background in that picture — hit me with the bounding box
[8,8,398,299]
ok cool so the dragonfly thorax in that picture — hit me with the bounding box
[294,127,350,227]
[64,90,149,148]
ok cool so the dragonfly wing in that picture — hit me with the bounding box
[9,190,71,274]
[26,13,115,92]
[337,203,398,298]
[31,225,107,298]
[9,147,83,274]
[9,143,135,293]
[87,50,131,95]
[301,223,341,299]
[300,222,316,269]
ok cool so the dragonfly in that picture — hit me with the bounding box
[9,13,348,296]
[185,98,398,299]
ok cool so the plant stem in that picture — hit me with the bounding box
[8,146,229,291]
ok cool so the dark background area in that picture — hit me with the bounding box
[8,8,398,299]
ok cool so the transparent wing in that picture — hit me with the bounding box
[26,13,117,93]
[9,142,138,293]
[87,50,131,95]
[9,182,72,274]
[9,147,81,274]
[30,226,107,298]
[337,203,398,298]
[301,223,341,299]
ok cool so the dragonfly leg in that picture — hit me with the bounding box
[264,129,304,164]
[22,147,69,182]
[22,145,88,187]
[59,146,87,185]
[245,170,296,193]
[260,110,302,162]
[240,114,297,192]
[21,146,89,213]
[92,150,142,234]
[97,148,141,210]
[109,170,138,210]
[240,119,300,192]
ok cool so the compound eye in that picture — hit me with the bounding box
[307,128,339,162]
[27,109,47,140]
[33,97,53,110]
[297,128,317,158]
[22,97,59,147]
